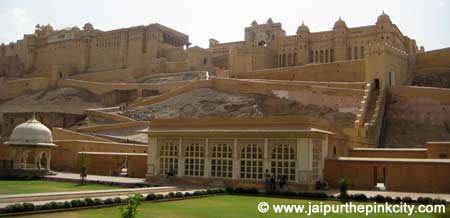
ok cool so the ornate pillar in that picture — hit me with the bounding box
[232,139,239,179]
[204,138,210,178]
[177,138,184,177]
[263,138,270,173]
[46,149,52,171]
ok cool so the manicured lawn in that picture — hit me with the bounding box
[19,195,434,218]
[0,180,121,195]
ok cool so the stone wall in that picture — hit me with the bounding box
[51,140,147,172]
[325,158,450,193]
[382,86,450,147]
[1,112,84,137]
[348,148,427,159]
[236,60,365,82]
[412,47,450,88]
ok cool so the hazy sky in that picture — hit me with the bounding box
[0,0,449,50]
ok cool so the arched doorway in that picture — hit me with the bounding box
[258,41,267,47]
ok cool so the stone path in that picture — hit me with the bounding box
[45,172,146,186]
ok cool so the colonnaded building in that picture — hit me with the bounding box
[0,12,449,193]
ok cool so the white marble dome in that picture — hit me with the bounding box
[7,116,55,146]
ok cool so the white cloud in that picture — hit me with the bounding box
[0,8,35,44]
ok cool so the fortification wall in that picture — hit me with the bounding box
[236,60,365,82]
[383,86,450,147]
[0,78,50,100]
[69,61,190,82]
[412,47,450,88]
[415,47,450,75]
[58,79,189,96]
[52,127,113,142]
[131,79,365,117]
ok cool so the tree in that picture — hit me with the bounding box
[119,194,144,218]
[79,153,88,184]
[339,177,349,203]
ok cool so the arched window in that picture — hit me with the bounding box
[325,50,329,63]
[330,49,335,62]
[347,47,352,60]
[315,51,318,63]
[319,50,324,63]
[293,53,297,65]
[203,58,207,65]
[184,142,205,177]
[282,54,286,67]
[360,46,365,59]
[288,53,292,66]
[354,46,358,59]
[309,51,314,63]
[270,141,296,181]
[211,143,233,178]
[159,141,178,175]
[240,144,263,180]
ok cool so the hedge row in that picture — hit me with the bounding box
[2,188,227,214]
[225,187,449,206]
[2,187,448,214]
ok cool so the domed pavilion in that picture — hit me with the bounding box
[4,113,57,174]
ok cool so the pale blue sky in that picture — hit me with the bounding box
[0,0,449,50]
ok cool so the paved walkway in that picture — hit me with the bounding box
[45,172,146,185]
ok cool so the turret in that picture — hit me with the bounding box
[333,17,348,61]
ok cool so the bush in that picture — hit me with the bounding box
[394,197,402,204]
[146,193,157,201]
[385,196,394,203]
[94,198,104,205]
[371,195,386,203]
[49,201,60,209]
[114,197,123,204]
[339,178,349,203]
[432,199,447,205]
[37,203,51,211]
[168,192,175,198]
[298,192,329,199]
[104,198,114,205]
[22,202,35,212]
[207,188,225,194]
[85,198,95,206]
[155,194,164,200]
[225,187,234,193]
[402,196,413,203]
[5,203,24,213]
[183,192,192,197]
[175,192,183,198]
[70,199,82,207]
[63,201,72,208]
[417,197,433,205]
[193,190,207,196]
[350,194,368,202]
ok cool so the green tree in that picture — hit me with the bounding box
[339,177,349,203]
[79,153,88,184]
[119,194,144,218]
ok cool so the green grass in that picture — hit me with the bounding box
[0,180,121,195]
[18,195,435,218]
